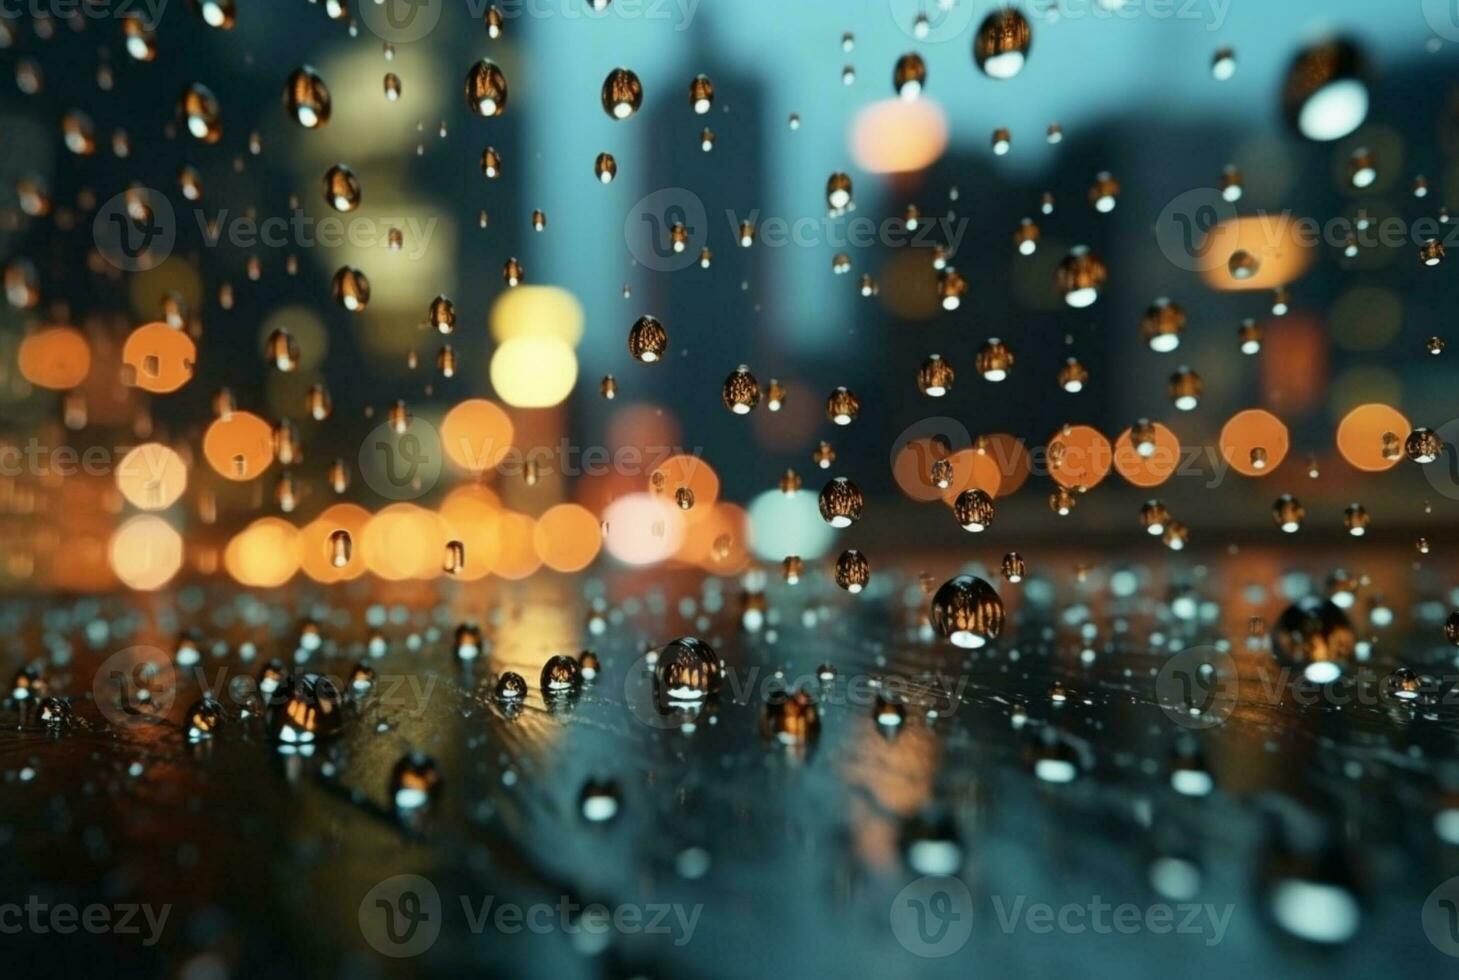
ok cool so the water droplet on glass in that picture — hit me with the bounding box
[931,575,1004,649]
[601,67,643,119]
[284,66,331,128]
[974,8,1032,80]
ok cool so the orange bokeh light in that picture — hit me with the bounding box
[441,398,514,473]
[1199,215,1315,292]
[225,517,301,588]
[982,434,1031,496]
[891,436,953,502]
[438,485,504,580]
[493,511,542,580]
[18,326,90,390]
[1112,424,1181,488]
[300,503,371,583]
[203,411,275,481]
[651,454,719,520]
[936,448,1004,505]
[1336,403,1409,472]
[533,503,602,572]
[363,504,448,581]
[1219,409,1290,476]
[679,502,750,575]
[1048,425,1113,490]
[122,322,196,394]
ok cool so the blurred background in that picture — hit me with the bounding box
[1,0,1457,594]
[4,4,1459,979]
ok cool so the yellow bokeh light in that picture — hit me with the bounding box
[439,485,504,580]
[489,285,585,346]
[109,514,183,591]
[490,336,577,408]
[851,98,948,174]
[300,503,371,583]
[116,443,188,510]
[1199,215,1315,291]
[225,518,301,588]
[363,504,448,581]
